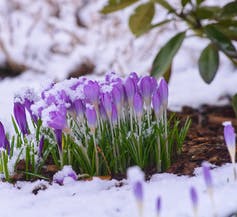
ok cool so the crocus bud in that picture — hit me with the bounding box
[24,98,38,123]
[133,92,143,119]
[13,102,28,135]
[47,105,67,130]
[84,81,100,106]
[190,186,198,211]
[224,122,236,163]
[85,105,97,132]
[0,122,10,154]
[202,162,213,189]
[111,104,118,124]
[124,77,136,106]
[112,85,122,114]
[156,196,161,217]
[53,165,77,185]
[140,76,152,108]
[101,92,112,119]
[133,181,143,202]
[73,99,84,121]
[152,89,162,120]
[159,78,168,109]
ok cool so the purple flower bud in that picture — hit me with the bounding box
[13,102,28,135]
[38,136,44,157]
[156,196,162,215]
[53,165,77,185]
[54,129,62,153]
[85,105,97,130]
[111,104,118,124]
[224,123,236,148]
[99,104,107,121]
[140,76,152,99]
[0,122,10,154]
[190,186,198,208]
[130,72,139,84]
[152,90,162,119]
[124,77,136,105]
[84,81,100,106]
[47,105,67,130]
[24,99,38,123]
[133,92,143,118]
[202,162,213,188]
[159,78,168,108]
[73,99,84,118]
[133,181,143,202]
[101,92,112,118]
[112,85,122,111]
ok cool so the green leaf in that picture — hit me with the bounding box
[101,0,138,14]
[195,6,221,19]
[198,43,219,84]
[155,0,174,12]
[204,25,237,58]
[129,2,155,37]
[221,1,237,17]
[196,0,205,6]
[151,32,186,78]
[232,93,237,118]
[181,0,190,7]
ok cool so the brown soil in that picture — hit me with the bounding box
[166,104,236,176]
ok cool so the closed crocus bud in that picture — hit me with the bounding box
[13,102,28,135]
[101,92,112,119]
[124,77,136,106]
[202,162,213,189]
[73,99,84,120]
[140,76,152,107]
[85,105,97,131]
[133,181,143,202]
[24,98,38,123]
[130,72,139,84]
[38,135,44,157]
[112,85,122,113]
[0,122,10,154]
[133,92,143,118]
[99,104,107,121]
[152,89,162,120]
[111,104,118,124]
[84,81,100,106]
[159,78,168,108]
[224,122,236,161]
[156,196,162,217]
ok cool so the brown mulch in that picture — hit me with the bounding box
[166,104,236,176]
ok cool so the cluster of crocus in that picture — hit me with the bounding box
[0,72,190,180]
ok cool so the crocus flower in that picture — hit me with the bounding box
[47,105,67,130]
[13,102,28,135]
[38,135,44,157]
[223,122,237,180]
[133,92,143,119]
[101,92,112,119]
[85,105,97,132]
[73,99,85,121]
[53,165,77,185]
[159,78,168,109]
[140,76,153,108]
[152,89,162,120]
[112,85,122,114]
[111,104,118,124]
[0,121,10,154]
[190,186,198,217]
[124,76,136,106]
[202,162,213,189]
[84,81,100,106]
[24,98,38,123]
[156,196,161,217]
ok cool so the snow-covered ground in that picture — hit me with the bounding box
[0,0,237,216]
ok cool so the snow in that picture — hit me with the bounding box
[0,0,237,216]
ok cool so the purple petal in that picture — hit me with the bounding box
[85,105,97,129]
[101,92,112,118]
[159,78,168,107]
[13,102,28,135]
[152,89,162,117]
[124,77,136,104]
[111,104,118,124]
[47,105,67,130]
[190,186,198,207]
[202,162,213,188]
[133,181,143,202]
[84,81,100,105]
[140,76,152,99]
[133,92,143,117]
[156,196,162,214]
[0,121,6,148]
[224,123,236,148]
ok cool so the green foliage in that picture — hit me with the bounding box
[232,94,237,118]
[101,0,237,83]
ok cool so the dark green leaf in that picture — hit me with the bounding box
[181,0,190,7]
[232,94,237,118]
[198,43,219,84]
[155,0,174,12]
[101,0,138,14]
[204,25,237,58]
[196,0,205,6]
[151,32,186,78]
[195,6,221,19]
[129,2,155,37]
[221,1,237,17]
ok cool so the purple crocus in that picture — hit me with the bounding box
[111,104,118,124]
[0,121,10,154]
[139,76,153,107]
[72,99,85,121]
[124,76,136,106]
[38,135,44,157]
[84,81,100,106]
[133,92,143,118]
[152,89,162,120]
[13,102,28,135]
[133,181,143,202]
[202,162,213,189]
[101,92,112,119]
[112,85,122,114]
[190,186,198,209]
[156,196,162,216]
[159,78,168,108]
[47,105,67,130]
[85,105,97,132]
[53,165,77,185]
[24,98,38,123]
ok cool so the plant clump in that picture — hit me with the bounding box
[0,72,190,181]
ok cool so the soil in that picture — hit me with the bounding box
[166,104,236,176]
